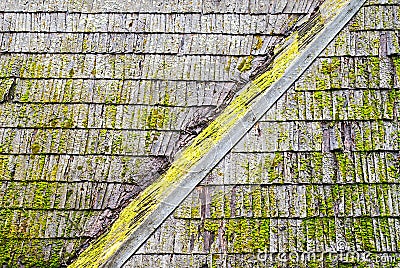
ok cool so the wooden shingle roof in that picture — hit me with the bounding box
[0,0,326,266]
[2,0,400,267]
[123,1,400,267]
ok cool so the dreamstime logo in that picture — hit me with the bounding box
[256,241,397,264]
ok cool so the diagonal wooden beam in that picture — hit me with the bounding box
[70,0,367,267]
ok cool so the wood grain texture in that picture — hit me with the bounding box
[71,0,368,267]
[125,1,400,267]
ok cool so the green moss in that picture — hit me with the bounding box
[68,68,75,78]
[82,38,89,51]
[313,91,331,115]
[191,205,200,218]
[266,152,284,182]
[305,218,316,249]
[252,187,262,218]
[277,130,289,146]
[20,81,32,102]
[387,153,399,181]
[249,219,261,251]
[369,57,380,87]
[333,32,347,53]
[111,133,123,154]
[253,36,264,51]
[63,79,75,102]
[0,217,65,267]
[356,60,370,87]
[315,76,327,91]
[0,79,14,101]
[57,130,68,153]
[334,94,346,120]
[224,219,237,244]
[224,57,232,72]
[105,81,123,104]
[0,129,16,153]
[222,191,231,218]
[335,152,354,182]
[386,88,396,118]
[315,218,324,248]
[308,185,317,217]
[203,219,219,233]
[393,57,400,77]
[243,191,251,215]
[31,143,41,154]
[237,56,254,73]
[259,219,270,251]
[62,119,73,128]
[311,152,323,182]
[143,93,172,152]
[145,108,168,129]
[327,217,336,245]
[321,57,340,75]
[32,181,54,209]
[210,190,224,218]
[105,105,117,128]
[240,159,250,183]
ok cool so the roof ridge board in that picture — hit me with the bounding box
[69,0,367,267]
